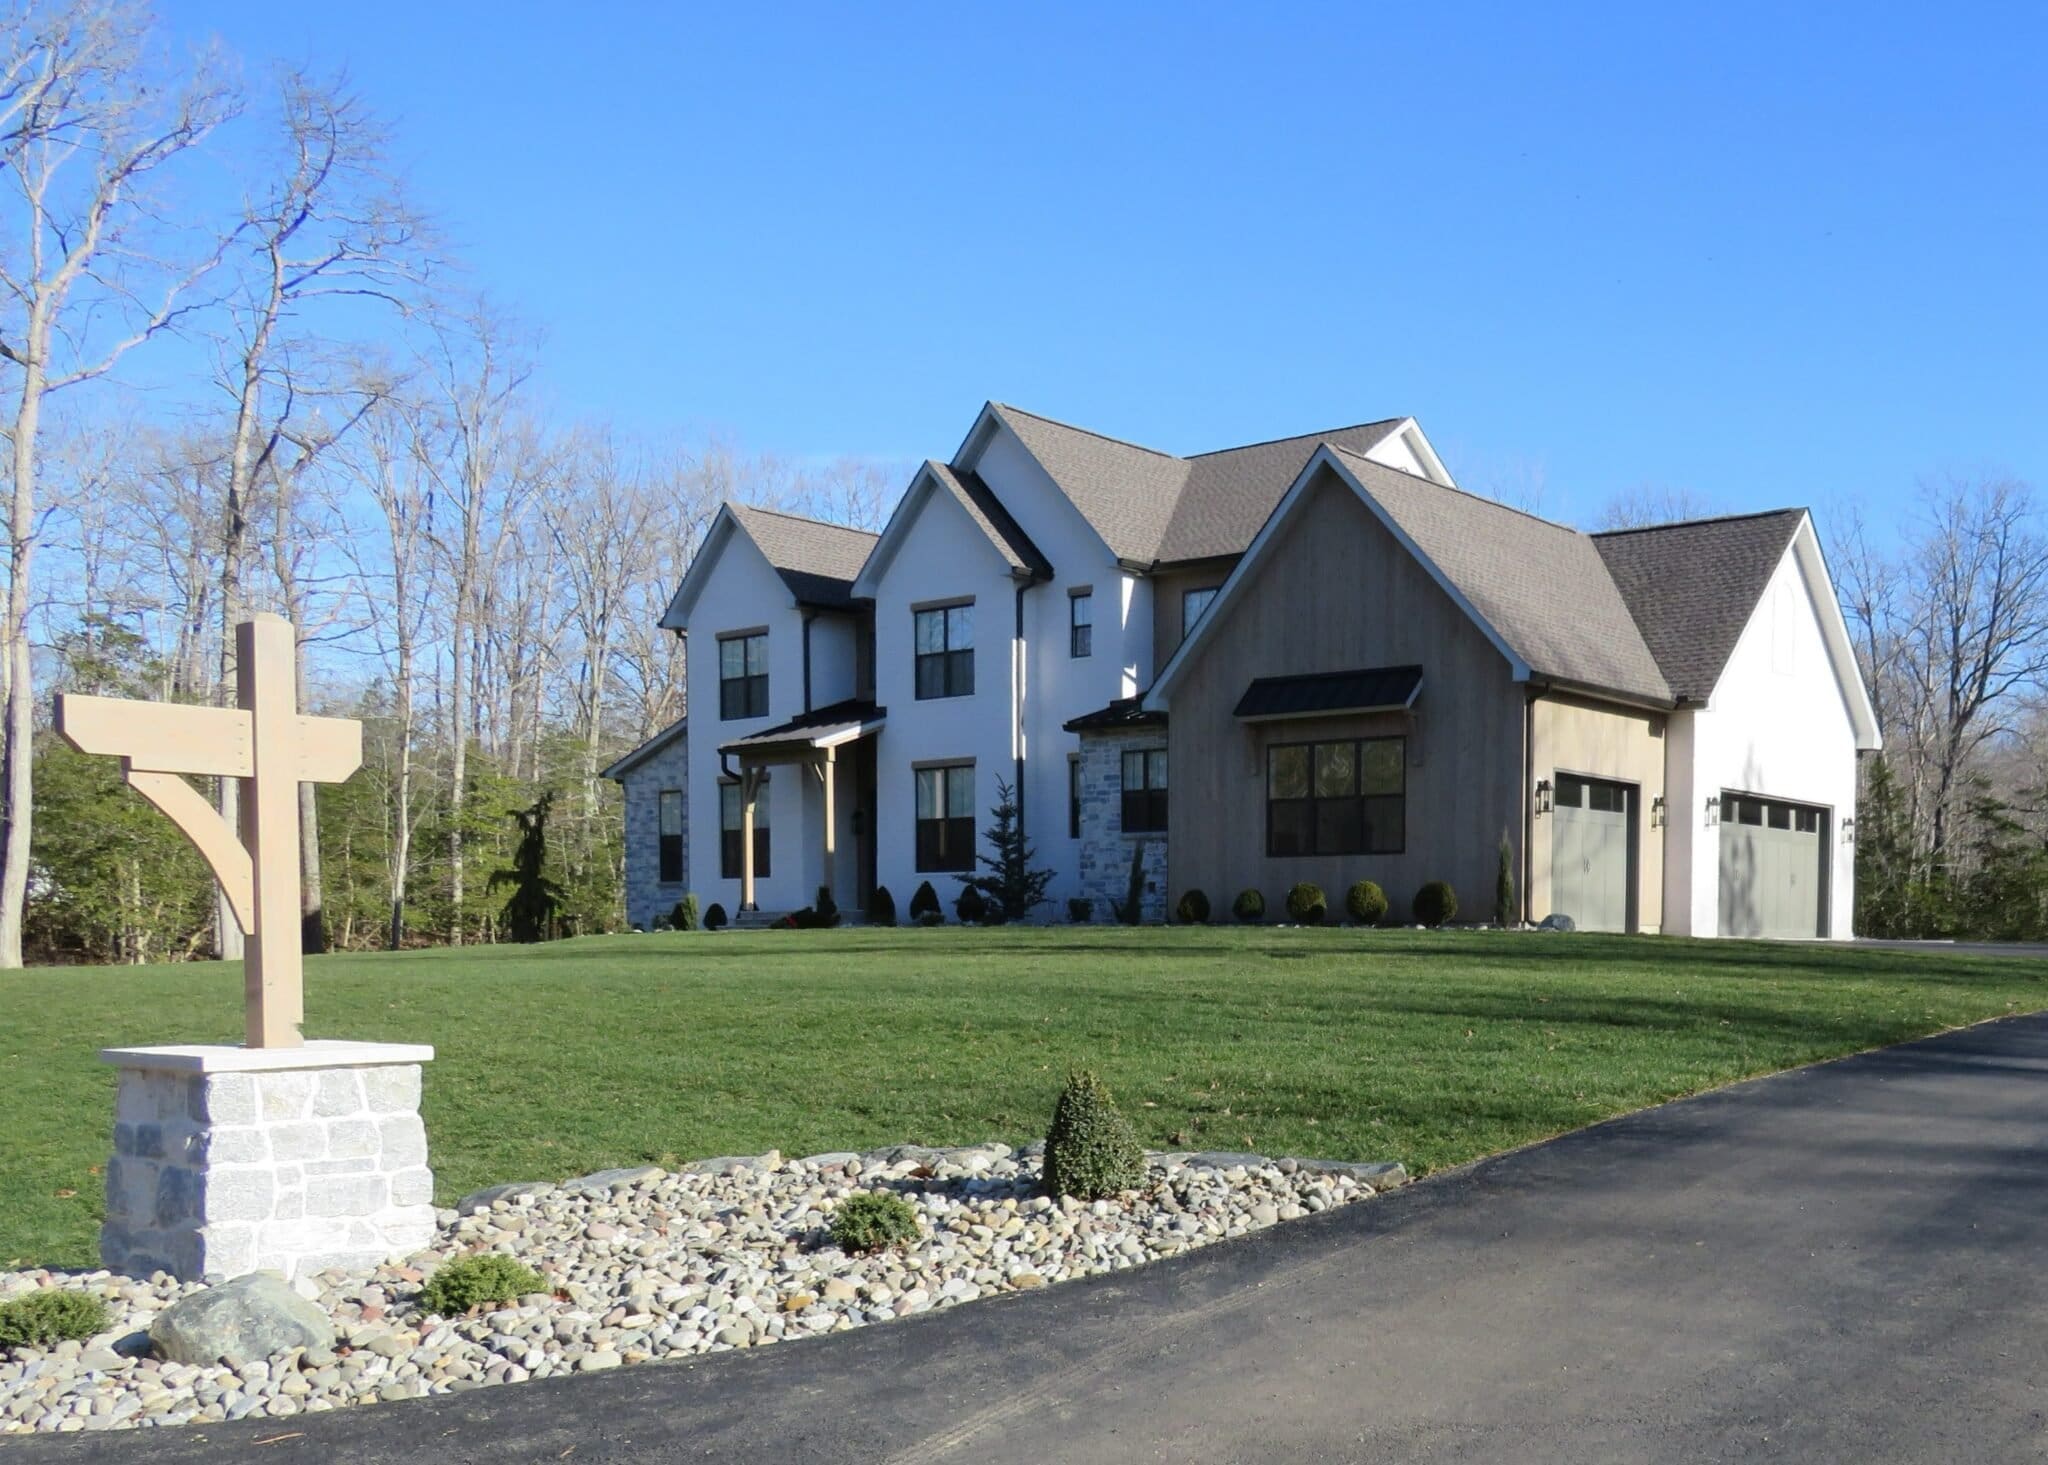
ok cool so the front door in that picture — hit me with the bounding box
[1551,773,1634,933]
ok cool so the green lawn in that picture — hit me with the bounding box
[5,927,2045,1270]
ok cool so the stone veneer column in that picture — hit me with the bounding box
[1076,728,1169,923]
[99,1041,436,1283]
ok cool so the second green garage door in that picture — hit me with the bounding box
[1718,793,1827,939]
[1551,774,1635,933]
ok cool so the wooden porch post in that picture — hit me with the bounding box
[819,746,836,907]
[740,766,761,911]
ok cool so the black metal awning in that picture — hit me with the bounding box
[1232,665,1422,721]
[719,698,885,760]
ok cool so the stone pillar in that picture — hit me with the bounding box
[99,1040,436,1283]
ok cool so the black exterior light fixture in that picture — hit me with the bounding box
[1650,794,1666,828]
[1704,794,1721,827]
[1534,778,1553,815]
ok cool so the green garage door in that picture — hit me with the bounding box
[1718,794,1826,939]
[1551,774,1634,933]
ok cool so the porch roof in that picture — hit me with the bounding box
[719,698,885,760]
[1233,664,1423,721]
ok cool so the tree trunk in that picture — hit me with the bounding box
[0,346,45,969]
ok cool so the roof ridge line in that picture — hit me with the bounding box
[1590,507,1806,538]
[732,500,881,538]
[1187,418,1405,459]
[992,402,1184,461]
[1326,444,1582,534]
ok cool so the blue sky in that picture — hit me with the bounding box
[167,1,2045,530]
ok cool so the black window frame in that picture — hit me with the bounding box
[718,632,769,720]
[718,780,771,879]
[1120,747,1168,833]
[1265,736,1405,856]
[657,788,684,884]
[914,604,975,700]
[915,763,976,872]
[1069,590,1093,659]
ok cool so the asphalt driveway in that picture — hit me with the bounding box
[19,1011,2048,1463]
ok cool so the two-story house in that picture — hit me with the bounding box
[608,402,1878,938]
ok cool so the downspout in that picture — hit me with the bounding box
[1013,582,1028,836]
[1523,684,1541,926]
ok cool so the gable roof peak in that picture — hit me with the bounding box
[1185,417,1406,460]
[986,402,1182,461]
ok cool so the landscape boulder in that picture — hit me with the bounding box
[1537,913,1576,932]
[149,1272,335,1367]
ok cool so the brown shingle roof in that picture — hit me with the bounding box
[1157,421,1406,563]
[728,503,879,609]
[1592,509,1805,701]
[1326,447,1674,705]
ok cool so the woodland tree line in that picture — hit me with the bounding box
[3,3,2042,966]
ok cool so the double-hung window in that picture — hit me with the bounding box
[1121,748,1167,832]
[1181,586,1219,641]
[718,632,769,720]
[915,764,975,872]
[719,781,771,878]
[914,603,974,699]
[1069,591,1092,658]
[657,790,684,883]
[1267,737,1404,856]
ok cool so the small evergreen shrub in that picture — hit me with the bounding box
[0,1290,110,1349]
[867,885,898,927]
[816,886,839,925]
[671,894,699,932]
[1345,879,1388,926]
[909,880,941,920]
[417,1254,547,1317]
[1414,880,1459,928]
[1176,888,1210,924]
[915,910,946,927]
[1495,833,1517,927]
[1286,882,1327,925]
[981,902,1010,926]
[1044,1071,1146,1201]
[1232,887,1266,923]
[830,1191,921,1253]
[1067,897,1094,923]
[956,884,987,923]
[704,902,728,931]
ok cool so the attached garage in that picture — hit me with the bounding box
[1717,793,1828,939]
[1550,773,1636,933]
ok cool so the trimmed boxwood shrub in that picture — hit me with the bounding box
[1176,889,1211,924]
[1345,880,1388,926]
[955,884,987,923]
[831,1191,921,1253]
[1285,882,1327,925]
[1414,880,1459,928]
[703,902,728,931]
[1232,888,1266,923]
[0,1290,110,1349]
[1067,897,1093,923]
[909,880,941,920]
[915,910,946,927]
[1043,1070,1146,1201]
[418,1254,547,1316]
[867,885,897,926]
[670,894,699,932]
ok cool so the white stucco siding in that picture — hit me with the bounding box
[866,489,1019,909]
[1666,540,1860,939]
[809,614,860,706]
[682,533,813,913]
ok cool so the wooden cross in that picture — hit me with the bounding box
[54,615,362,1048]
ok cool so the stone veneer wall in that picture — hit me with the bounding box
[620,726,689,930]
[103,1059,434,1282]
[1076,726,1169,923]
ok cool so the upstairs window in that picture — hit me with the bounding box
[1181,586,1219,641]
[1070,590,1093,658]
[658,790,684,884]
[916,763,975,871]
[719,781,771,879]
[719,632,769,720]
[1267,737,1404,856]
[1121,748,1168,832]
[914,603,974,699]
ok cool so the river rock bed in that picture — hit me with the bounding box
[0,1143,1404,1434]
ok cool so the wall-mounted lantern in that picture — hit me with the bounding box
[1704,794,1721,827]
[1534,778,1553,816]
[1650,794,1666,828]
[1841,817,1856,845]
